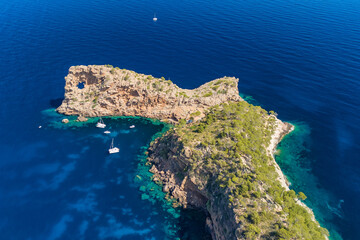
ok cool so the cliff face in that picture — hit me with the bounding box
[148,133,239,239]
[57,65,242,122]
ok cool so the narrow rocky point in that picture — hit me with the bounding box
[57,65,242,123]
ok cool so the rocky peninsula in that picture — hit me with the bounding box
[57,65,328,239]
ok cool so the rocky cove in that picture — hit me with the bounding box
[57,65,328,239]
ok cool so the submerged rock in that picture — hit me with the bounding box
[76,116,88,122]
[61,118,69,124]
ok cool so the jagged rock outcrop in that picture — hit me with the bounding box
[148,134,239,239]
[57,65,242,122]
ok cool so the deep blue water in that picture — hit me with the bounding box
[0,0,359,239]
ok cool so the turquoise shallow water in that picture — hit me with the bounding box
[30,110,211,239]
[275,122,343,240]
[0,0,360,239]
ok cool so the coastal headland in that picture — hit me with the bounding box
[57,65,328,239]
[57,65,241,123]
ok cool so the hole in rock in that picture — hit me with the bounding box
[77,82,85,89]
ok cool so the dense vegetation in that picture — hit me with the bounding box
[166,101,328,239]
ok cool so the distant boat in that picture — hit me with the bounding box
[104,130,111,134]
[130,125,135,129]
[96,117,106,128]
[109,138,120,154]
[153,13,157,22]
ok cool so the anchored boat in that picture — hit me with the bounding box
[108,138,119,154]
[96,117,106,128]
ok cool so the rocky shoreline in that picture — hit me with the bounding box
[147,116,295,239]
[269,123,327,239]
[146,106,328,239]
[267,119,293,190]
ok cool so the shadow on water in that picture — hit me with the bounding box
[49,98,64,108]
[178,208,212,240]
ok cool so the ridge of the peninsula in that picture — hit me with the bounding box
[147,102,328,239]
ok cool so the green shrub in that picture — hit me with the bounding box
[191,111,201,117]
[248,212,260,224]
[244,224,260,239]
[298,192,307,201]
[212,86,219,91]
[179,92,189,98]
[217,89,228,94]
[203,92,213,97]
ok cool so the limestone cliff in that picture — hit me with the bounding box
[57,65,242,122]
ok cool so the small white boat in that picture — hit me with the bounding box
[109,138,120,154]
[104,130,111,134]
[153,13,157,22]
[96,117,106,128]
[129,125,135,129]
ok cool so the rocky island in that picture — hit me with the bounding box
[57,65,328,239]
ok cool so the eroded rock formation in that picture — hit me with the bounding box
[57,65,242,122]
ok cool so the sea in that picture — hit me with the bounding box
[0,0,359,239]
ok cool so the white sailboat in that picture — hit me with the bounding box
[129,125,135,129]
[104,130,111,134]
[96,117,106,128]
[153,13,157,22]
[109,138,120,154]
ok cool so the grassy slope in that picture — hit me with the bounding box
[166,101,328,239]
